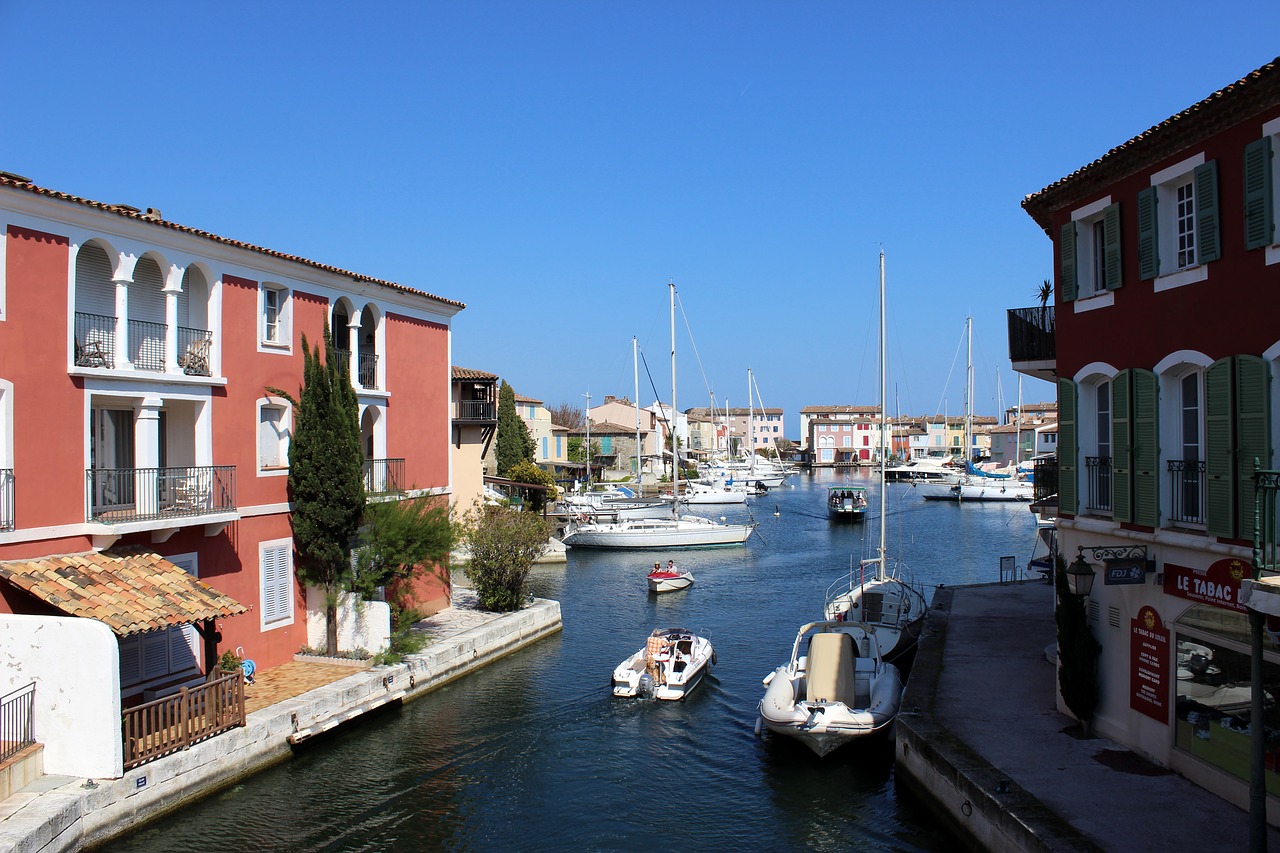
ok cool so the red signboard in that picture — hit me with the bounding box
[1163,558,1250,613]
[1130,605,1170,723]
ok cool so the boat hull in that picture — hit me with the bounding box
[564,517,754,549]
[648,571,694,593]
[612,629,714,700]
[916,479,1033,502]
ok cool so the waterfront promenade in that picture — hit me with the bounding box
[0,589,561,853]
[899,579,1280,852]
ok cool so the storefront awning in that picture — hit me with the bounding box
[0,547,246,636]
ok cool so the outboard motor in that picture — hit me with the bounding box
[638,672,655,699]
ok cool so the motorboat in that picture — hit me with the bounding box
[822,252,927,666]
[559,485,672,521]
[883,458,953,482]
[667,480,749,505]
[756,620,903,756]
[826,485,868,521]
[563,515,754,548]
[648,562,694,593]
[915,477,1034,502]
[612,627,715,700]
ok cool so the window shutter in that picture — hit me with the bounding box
[1205,357,1236,538]
[1060,222,1078,302]
[1195,160,1221,264]
[1132,369,1160,527]
[141,631,171,680]
[1112,371,1133,523]
[119,635,142,687]
[1137,185,1160,280]
[1244,136,1275,251]
[1103,202,1123,291]
[261,544,293,625]
[1058,378,1078,516]
[1236,354,1272,542]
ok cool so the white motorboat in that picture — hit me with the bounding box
[563,515,754,548]
[559,485,673,520]
[669,481,749,505]
[613,627,715,700]
[883,458,954,482]
[756,620,903,756]
[648,562,694,593]
[826,485,868,521]
[822,252,927,666]
[915,477,1034,502]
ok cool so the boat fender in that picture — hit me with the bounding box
[753,715,763,738]
[711,651,718,666]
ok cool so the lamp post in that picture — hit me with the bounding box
[1065,549,1097,598]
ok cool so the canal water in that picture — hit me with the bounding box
[107,470,1039,852]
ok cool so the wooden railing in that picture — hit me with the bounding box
[122,671,244,770]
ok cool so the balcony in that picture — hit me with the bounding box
[1168,459,1206,527]
[1085,456,1112,515]
[75,312,116,368]
[1006,306,1056,382]
[364,458,405,497]
[334,350,380,391]
[86,465,236,524]
[1032,455,1058,505]
[129,319,167,372]
[455,400,497,421]
[76,313,214,377]
[0,468,12,532]
[177,327,213,376]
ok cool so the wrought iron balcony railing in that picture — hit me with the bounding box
[364,458,405,496]
[74,312,115,368]
[1085,455,1112,515]
[1007,305,1056,363]
[456,400,497,421]
[128,319,167,372]
[1033,455,1058,504]
[86,465,236,523]
[177,326,213,376]
[1168,459,1206,526]
[0,682,35,764]
[358,352,379,390]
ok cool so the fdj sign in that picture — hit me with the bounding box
[1105,558,1147,585]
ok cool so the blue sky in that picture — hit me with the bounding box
[4,3,1279,434]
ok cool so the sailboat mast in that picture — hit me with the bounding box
[747,368,754,469]
[965,315,973,465]
[878,252,887,571]
[633,336,641,483]
[670,281,678,509]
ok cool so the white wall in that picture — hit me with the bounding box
[0,614,123,778]
[305,588,391,655]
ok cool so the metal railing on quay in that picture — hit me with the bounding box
[0,682,36,763]
[86,465,237,523]
[122,671,244,770]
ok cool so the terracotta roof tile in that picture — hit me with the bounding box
[0,174,465,311]
[0,547,246,636]
[452,366,498,381]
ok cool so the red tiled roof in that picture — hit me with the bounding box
[0,548,247,636]
[0,174,466,310]
[452,366,497,381]
[1023,56,1280,231]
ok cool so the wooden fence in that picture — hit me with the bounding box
[122,671,245,770]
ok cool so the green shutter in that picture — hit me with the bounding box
[1132,369,1160,527]
[1236,355,1272,542]
[1112,370,1133,523]
[1103,202,1123,291]
[1195,160,1221,264]
[1244,137,1274,251]
[1058,378,1078,516]
[1206,358,1236,538]
[1137,185,1160,280]
[1060,221,1078,302]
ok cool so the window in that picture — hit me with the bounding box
[1244,119,1279,257]
[258,398,291,474]
[1139,155,1219,289]
[1173,372,1205,526]
[260,539,294,629]
[1061,198,1120,302]
[541,436,548,459]
[261,283,290,347]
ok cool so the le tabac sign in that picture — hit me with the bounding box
[1163,558,1249,614]
[1130,606,1170,723]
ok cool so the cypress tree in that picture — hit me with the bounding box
[496,380,535,478]
[273,320,365,655]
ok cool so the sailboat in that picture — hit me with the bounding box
[562,283,755,550]
[756,253,907,756]
[822,253,928,665]
[914,317,1033,502]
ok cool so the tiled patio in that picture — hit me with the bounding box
[243,661,366,714]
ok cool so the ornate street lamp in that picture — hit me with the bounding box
[1065,550,1097,598]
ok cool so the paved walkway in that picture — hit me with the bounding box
[904,579,1280,851]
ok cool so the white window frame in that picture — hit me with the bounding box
[257,396,292,476]
[260,538,295,630]
[0,221,7,322]
[259,282,291,352]
[1069,196,1115,310]
[1151,153,1210,292]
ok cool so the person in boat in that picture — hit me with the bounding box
[667,560,676,573]
[652,562,661,574]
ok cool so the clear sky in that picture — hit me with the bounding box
[4,3,1278,434]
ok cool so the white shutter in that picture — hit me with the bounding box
[259,407,283,467]
[168,555,201,669]
[261,543,293,625]
[131,258,166,324]
[141,631,171,680]
[75,244,116,317]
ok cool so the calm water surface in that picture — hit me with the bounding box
[108,470,1038,852]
